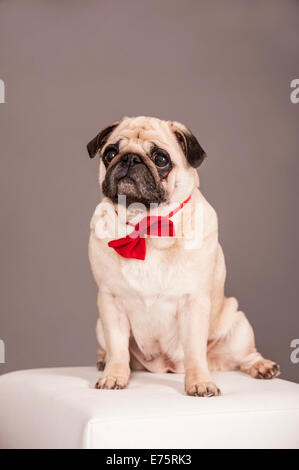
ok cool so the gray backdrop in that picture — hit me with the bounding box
[0,0,298,383]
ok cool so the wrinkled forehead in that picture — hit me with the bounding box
[106,117,178,157]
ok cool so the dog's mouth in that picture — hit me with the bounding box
[102,158,167,207]
[117,174,136,184]
[116,174,138,194]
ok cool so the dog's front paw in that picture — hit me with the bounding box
[95,363,130,390]
[248,359,280,380]
[185,379,221,397]
[95,374,129,390]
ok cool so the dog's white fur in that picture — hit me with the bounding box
[89,116,279,396]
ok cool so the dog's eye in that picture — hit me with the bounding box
[104,146,118,163]
[153,151,169,168]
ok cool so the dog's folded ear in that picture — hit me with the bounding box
[87,121,120,158]
[173,126,206,168]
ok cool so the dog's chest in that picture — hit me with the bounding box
[119,240,195,303]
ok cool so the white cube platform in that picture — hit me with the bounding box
[0,367,298,449]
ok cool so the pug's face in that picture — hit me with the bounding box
[87,116,206,207]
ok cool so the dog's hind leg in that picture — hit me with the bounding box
[208,297,280,379]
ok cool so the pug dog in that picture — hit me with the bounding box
[87,116,279,396]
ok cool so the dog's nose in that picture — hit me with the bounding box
[121,153,142,167]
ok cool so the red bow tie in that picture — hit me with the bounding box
[108,195,191,260]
